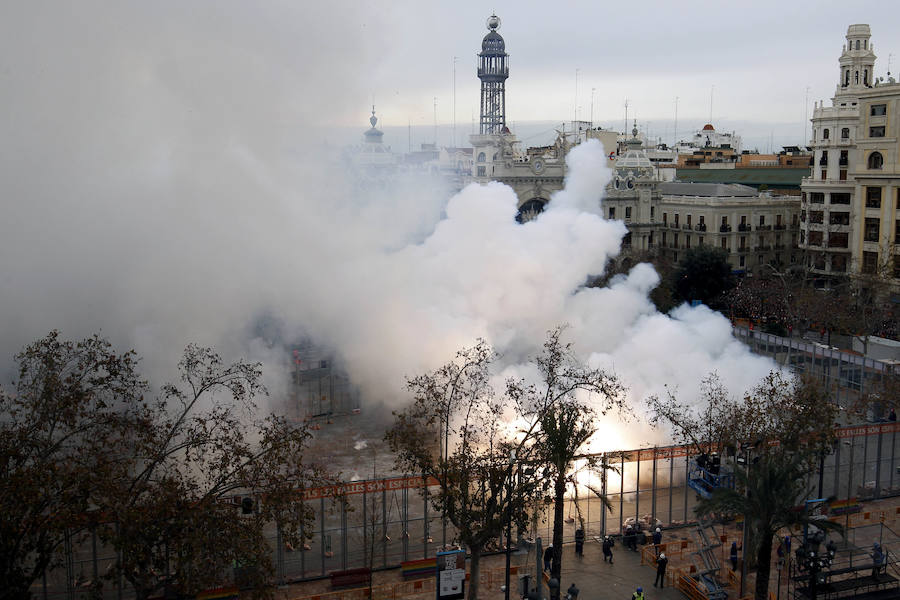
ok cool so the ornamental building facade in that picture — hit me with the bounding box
[800,24,900,283]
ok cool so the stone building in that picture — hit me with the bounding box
[464,13,801,275]
[657,183,800,274]
[800,24,900,284]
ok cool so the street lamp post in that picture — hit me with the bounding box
[795,529,830,600]
[504,450,516,600]
[442,407,450,549]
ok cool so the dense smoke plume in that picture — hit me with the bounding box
[0,3,778,445]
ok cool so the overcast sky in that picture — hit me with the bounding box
[4,2,898,147]
[362,1,900,149]
[0,1,894,419]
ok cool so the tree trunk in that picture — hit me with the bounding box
[754,532,774,600]
[551,471,565,585]
[467,545,481,600]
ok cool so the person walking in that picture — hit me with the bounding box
[543,544,554,572]
[566,583,579,600]
[730,541,738,571]
[631,586,644,600]
[574,528,585,557]
[654,553,668,588]
[602,536,614,564]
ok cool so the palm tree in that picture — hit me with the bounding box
[540,401,596,585]
[696,453,841,600]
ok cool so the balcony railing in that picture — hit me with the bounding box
[774,224,786,230]
[682,224,693,230]
[738,224,751,232]
[757,225,772,231]
[719,225,732,232]
[695,224,707,232]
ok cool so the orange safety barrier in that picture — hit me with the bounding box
[675,569,706,600]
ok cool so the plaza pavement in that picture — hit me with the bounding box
[274,494,900,600]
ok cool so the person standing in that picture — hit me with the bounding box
[543,543,554,572]
[602,536,614,564]
[730,541,738,571]
[566,583,579,600]
[654,553,668,588]
[574,528,585,557]
[652,527,662,556]
[872,542,885,577]
[631,586,644,600]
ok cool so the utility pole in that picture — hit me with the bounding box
[590,87,596,130]
[452,56,457,148]
[674,96,679,148]
[574,68,580,124]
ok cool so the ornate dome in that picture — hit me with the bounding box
[363,108,383,143]
[482,30,505,54]
[702,123,715,131]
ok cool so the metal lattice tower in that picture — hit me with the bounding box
[478,14,509,134]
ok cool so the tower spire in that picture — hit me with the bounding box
[477,14,509,134]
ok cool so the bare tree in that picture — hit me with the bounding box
[97,344,331,599]
[647,371,840,600]
[386,340,532,600]
[0,332,146,600]
[386,328,626,600]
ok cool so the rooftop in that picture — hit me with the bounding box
[659,182,759,197]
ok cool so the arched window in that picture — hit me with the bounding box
[855,71,859,84]
[477,152,486,163]
[841,128,850,139]
[868,152,884,170]
[864,69,869,85]
[856,40,860,50]
[845,70,850,86]
[823,129,830,140]
[864,40,867,49]
[492,153,498,161]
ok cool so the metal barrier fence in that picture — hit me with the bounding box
[30,329,900,599]
[37,421,900,600]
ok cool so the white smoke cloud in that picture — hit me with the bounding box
[0,3,779,443]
